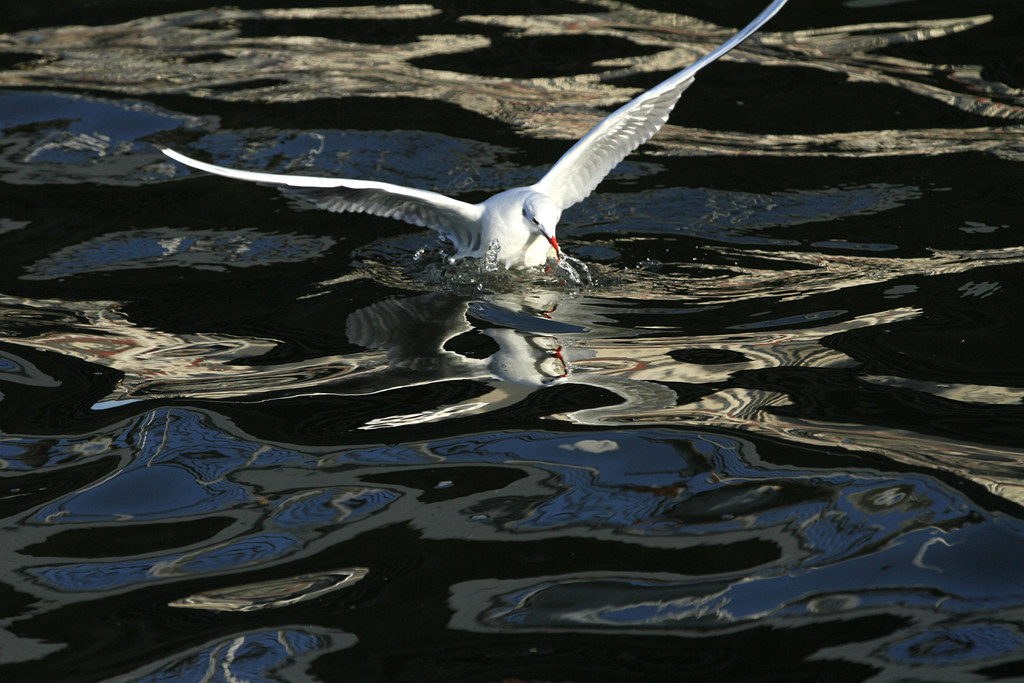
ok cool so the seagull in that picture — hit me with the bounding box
[158,0,787,268]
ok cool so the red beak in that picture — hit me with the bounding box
[553,346,568,378]
[548,236,561,261]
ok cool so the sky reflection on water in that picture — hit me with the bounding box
[7,405,1024,679]
[2,0,1024,680]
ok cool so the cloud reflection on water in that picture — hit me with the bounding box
[1,3,1021,163]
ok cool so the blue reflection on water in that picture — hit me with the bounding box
[886,624,1024,665]
[65,463,228,518]
[171,534,303,575]
[0,91,183,145]
[30,409,311,523]
[196,128,520,192]
[18,405,1024,639]
[31,557,169,592]
[23,228,335,279]
[129,628,345,683]
[269,488,400,528]
[564,183,921,246]
[23,408,405,592]
[469,510,1024,631]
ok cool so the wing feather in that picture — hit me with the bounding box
[157,145,483,247]
[533,0,788,210]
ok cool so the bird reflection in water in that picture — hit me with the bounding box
[8,286,1024,506]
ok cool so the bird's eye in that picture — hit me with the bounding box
[531,217,540,226]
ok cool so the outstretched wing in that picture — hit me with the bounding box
[158,145,483,247]
[533,0,788,210]
[346,294,473,367]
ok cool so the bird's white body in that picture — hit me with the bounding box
[475,188,562,266]
[159,0,788,269]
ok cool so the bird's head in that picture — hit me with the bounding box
[485,329,568,386]
[522,194,562,260]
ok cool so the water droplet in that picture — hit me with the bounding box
[483,240,502,272]
[554,253,592,286]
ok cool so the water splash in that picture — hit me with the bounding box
[482,239,503,272]
[552,253,593,287]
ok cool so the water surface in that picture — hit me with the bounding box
[2,0,1024,680]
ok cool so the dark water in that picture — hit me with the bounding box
[2,0,1024,680]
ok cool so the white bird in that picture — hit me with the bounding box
[158,0,787,268]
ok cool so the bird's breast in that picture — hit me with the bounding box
[480,188,555,268]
